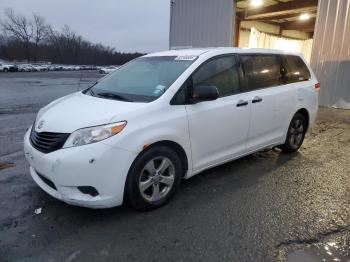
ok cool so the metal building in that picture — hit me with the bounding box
[169,0,235,49]
[169,0,350,109]
[311,0,350,109]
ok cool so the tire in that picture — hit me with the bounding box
[3,68,8,72]
[125,146,183,211]
[279,113,306,153]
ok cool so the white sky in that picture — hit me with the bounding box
[0,0,171,53]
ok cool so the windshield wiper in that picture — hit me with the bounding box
[83,83,97,96]
[89,88,96,96]
[96,92,133,102]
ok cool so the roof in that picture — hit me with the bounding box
[143,49,211,57]
[144,47,303,57]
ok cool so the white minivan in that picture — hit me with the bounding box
[24,48,319,210]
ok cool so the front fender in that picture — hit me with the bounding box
[102,105,193,174]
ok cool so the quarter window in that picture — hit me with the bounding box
[241,55,283,90]
[282,55,311,83]
[192,56,241,97]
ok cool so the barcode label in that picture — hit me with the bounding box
[175,55,197,61]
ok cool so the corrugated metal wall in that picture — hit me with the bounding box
[169,0,234,49]
[311,0,350,109]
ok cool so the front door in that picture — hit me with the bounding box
[185,55,250,171]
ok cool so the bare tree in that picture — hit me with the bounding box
[60,25,82,63]
[32,13,49,60]
[1,8,33,60]
[46,25,61,60]
[0,9,142,64]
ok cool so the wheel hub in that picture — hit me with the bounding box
[138,156,175,202]
[151,174,161,184]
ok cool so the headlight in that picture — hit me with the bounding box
[63,121,127,148]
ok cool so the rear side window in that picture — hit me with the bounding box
[282,55,311,83]
[241,55,283,90]
[192,55,241,97]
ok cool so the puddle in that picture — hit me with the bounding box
[287,242,350,262]
[0,161,16,170]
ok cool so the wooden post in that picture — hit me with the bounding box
[234,18,241,47]
[279,26,283,37]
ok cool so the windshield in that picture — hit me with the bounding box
[87,56,196,102]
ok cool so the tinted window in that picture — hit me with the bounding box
[282,55,311,83]
[241,55,283,90]
[192,55,241,97]
[171,80,188,105]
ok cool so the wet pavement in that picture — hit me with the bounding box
[0,71,349,262]
[287,240,349,262]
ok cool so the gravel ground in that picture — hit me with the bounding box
[0,71,349,262]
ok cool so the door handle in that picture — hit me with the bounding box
[252,97,263,103]
[236,100,248,107]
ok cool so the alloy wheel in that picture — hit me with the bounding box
[138,157,175,202]
[289,119,304,147]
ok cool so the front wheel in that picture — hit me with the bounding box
[278,113,306,153]
[125,146,183,211]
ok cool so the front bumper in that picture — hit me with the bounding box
[24,129,137,208]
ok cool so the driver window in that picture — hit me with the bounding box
[192,55,240,97]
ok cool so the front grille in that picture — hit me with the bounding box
[30,128,69,154]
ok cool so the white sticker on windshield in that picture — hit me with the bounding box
[175,55,197,61]
[154,85,166,95]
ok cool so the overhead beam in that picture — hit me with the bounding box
[238,12,316,22]
[244,0,318,19]
[280,18,316,32]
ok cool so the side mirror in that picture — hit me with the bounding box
[191,85,219,103]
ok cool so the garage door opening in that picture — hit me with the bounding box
[235,0,318,62]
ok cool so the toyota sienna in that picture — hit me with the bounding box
[24,48,319,210]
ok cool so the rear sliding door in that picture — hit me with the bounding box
[240,54,291,151]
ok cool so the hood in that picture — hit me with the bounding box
[34,92,147,133]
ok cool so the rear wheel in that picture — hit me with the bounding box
[3,68,8,72]
[279,113,306,153]
[125,146,183,211]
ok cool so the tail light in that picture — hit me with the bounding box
[314,82,321,90]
